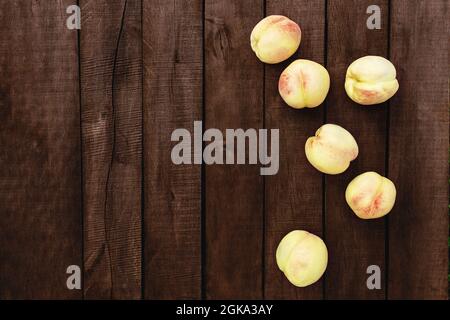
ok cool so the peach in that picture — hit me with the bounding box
[250,15,301,64]
[305,124,358,174]
[276,230,328,287]
[345,55,399,105]
[278,59,330,109]
[345,171,396,219]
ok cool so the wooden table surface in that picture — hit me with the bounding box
[0,0,448,300]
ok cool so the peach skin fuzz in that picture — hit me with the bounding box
[250,15,301,64]
[305,124,358,174]
[345,55,399,105]
[345,171,396,219]
[276,230,328,287]
[278,59,330,109]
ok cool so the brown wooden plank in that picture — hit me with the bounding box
[143,0,202,299]
[204,0,264,299]
[264,0,325,299]
[0,0,82,299]
[388,0,448,299]
[80,0,142,299]
[325,0,388,299]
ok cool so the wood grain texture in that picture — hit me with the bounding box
[264,0,325,300]
[0,0,82,299]
[388,0,448,299]
[80,0,142,299]
[325,0,388,299]
[143,0,202,299]
[0,0,448,300]
[204,0,264,299]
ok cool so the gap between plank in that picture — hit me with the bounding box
[261,0,267,301]
[322,0,328,301]
[140,0,145,300]
[201,0,207,300]
[384,0,392,300]
[76,0,85,301]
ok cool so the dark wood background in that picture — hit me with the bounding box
[0,0,448,299]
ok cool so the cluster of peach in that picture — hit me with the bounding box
[251,15,399,288]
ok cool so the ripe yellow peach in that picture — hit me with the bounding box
[305,124,358,174]
[250,15,301,64]
[345,171,396,219]
[278,59,330,109]
[345,55,399,105]
[276,230,328,287]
